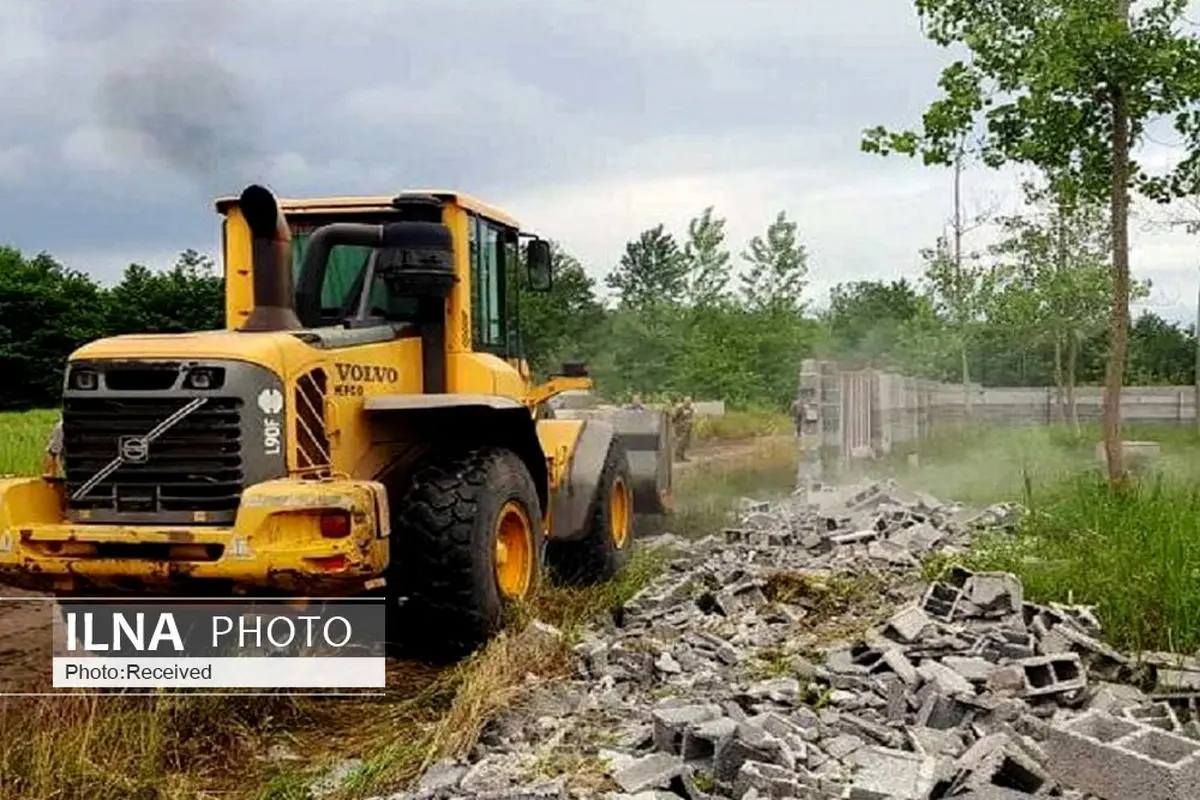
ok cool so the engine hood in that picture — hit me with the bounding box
[68,330,322,377]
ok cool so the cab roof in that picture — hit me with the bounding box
[214,190,521,230]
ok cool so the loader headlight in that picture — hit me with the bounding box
[69,368,98,391]
[183,367,224,390]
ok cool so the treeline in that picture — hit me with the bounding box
[1,202,1195,412]
[0,246,222,409]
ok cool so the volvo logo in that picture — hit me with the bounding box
[257,388,284,415]
[118,435,149,464]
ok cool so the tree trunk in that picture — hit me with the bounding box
[1053,205,1068,425]
[1067,330,1081,437]
[1053,334,1067,424]
[953,148,972,417]
[960,342,972,416]
[1103,3,1132,485]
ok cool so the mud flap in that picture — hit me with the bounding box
[554,407,673,515]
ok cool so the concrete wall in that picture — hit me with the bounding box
[809,359,1200,462]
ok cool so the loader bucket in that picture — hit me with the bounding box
[555,406,674,515]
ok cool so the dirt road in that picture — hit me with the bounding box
[676,433,794,471]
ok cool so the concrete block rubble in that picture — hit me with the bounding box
[375,479,1200,800]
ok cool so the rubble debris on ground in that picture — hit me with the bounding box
[373,479,1198,800]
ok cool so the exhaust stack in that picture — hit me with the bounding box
[239,184,302,332]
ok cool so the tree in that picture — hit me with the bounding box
[515,242,605,377]
[1127,313,1195,385]
[987,192,1140,431]
[740,212,816,406]
[600,226,690,396]
[681,207,733,308]
[604,225,687,311]
[823,279,923,368]
[106,249,224,335]
[920,233,994,409]
[0,248,108,409]
[741,211,808,313]
[862,0,1200,484]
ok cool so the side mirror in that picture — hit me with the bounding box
[526,239,552,292]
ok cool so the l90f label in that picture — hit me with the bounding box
[257,389,284,455]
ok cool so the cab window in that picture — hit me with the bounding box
[290,233,372,316]
[291,232,418,325]
[469,214,507,352]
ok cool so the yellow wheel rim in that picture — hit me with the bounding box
[609,476,631,549]
[494,501,534,598]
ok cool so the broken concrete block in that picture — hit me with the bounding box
[611,753,684,794]
[650,703,724,754]
[1045,710,1200,800]
[867,539,918,566]
[823,733,865,761]
[918,660,975,697]
[881,648,919,686]
[415,759,467,794]
[1088,681,1147,714]
[916,691,969,730]
[949,732,1047,795]
[472,779,567,800]
[1159,668,1200,693]
[680,716,738,761]
[745,677,801,705]
[885,606,934,644]
[1124,702,1183,733]
[712,723,795,783]
[830,529,878,545]
[961,572,1023,617]
[943,656,998,684]
[847,746,938,799]
[732,759,804,799]
[986,666,1027,698]
[976,629,1038,662]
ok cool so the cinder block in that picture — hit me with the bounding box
[1045,709,1200,799]
[1014,653,1086,698]
[1124,702,1183,733]
[920,582,962,622]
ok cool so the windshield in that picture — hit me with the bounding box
[290,230,418,325]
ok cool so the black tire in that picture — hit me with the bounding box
[547,440,634,586]
[388,447,544,661]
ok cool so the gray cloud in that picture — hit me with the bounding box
[1,0,1196,314]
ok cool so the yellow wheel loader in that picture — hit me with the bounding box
[0,185,673,658]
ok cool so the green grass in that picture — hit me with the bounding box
[0,410,57,476]
[880,421,1200,654]
[694,410,791,442]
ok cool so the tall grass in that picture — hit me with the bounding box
[0,410,56,476]
[694,410,790,442]
[0,548,674,800]
[965,474,1200,654]
[879,421,1200,653]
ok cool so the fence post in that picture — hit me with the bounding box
[820,361,841,477]
[796,360,823,503]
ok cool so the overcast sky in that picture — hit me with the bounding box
[2,0,1199,322]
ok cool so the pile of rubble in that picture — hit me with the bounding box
[386,480,1200,800]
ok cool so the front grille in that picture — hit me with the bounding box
[62,397,244,518]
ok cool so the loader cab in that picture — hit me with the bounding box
[217,190,553,364]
